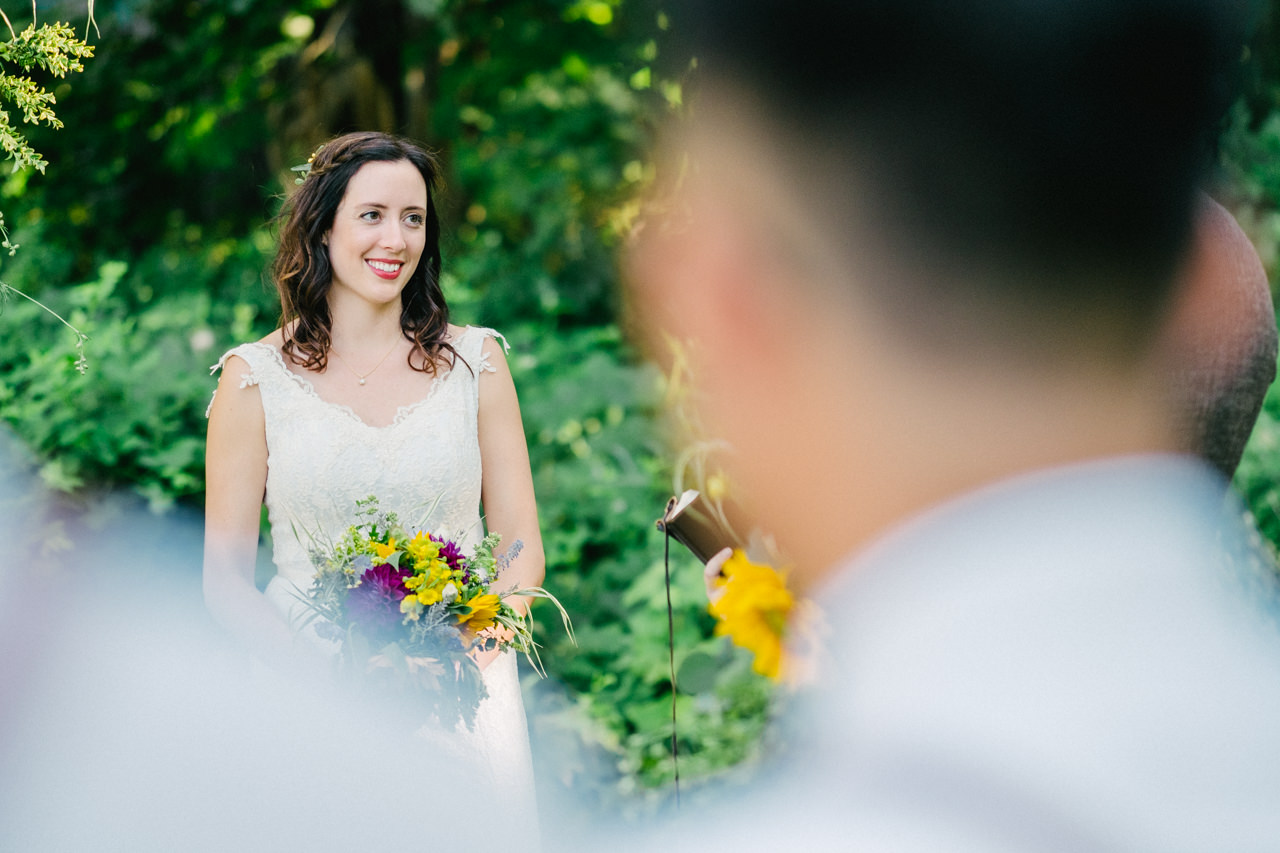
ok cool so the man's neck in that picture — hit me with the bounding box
[755,357,1179,593]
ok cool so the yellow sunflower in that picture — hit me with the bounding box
[456,593,502,633]
[709,550,794,680]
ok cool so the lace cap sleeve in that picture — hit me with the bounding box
[469,326,510,374]
[205,344,264,418]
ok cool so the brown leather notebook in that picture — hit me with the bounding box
[656,489,739,564]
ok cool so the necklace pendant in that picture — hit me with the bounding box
[358,377,366,386]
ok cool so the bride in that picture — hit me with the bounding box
[202,132,544,817]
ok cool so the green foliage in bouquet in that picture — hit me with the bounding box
[293,495,572,731]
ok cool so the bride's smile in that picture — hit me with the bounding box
[366,258,404,278]
[325,158,428,308]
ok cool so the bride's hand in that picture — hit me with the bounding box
[469,625,511,671]
[704,547,733,605]
[470,644,502,671]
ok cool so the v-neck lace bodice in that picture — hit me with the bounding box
[239,342,454,430]
[211,325,503,589]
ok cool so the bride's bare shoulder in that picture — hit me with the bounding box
[257,328,287,350]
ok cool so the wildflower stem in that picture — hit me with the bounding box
[0,280,87,342]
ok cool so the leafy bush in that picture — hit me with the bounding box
[0,239,274,508]
[1219,102,1280,278]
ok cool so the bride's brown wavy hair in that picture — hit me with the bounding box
[272,131,458,375]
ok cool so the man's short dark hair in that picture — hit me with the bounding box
[675,0,1252,356]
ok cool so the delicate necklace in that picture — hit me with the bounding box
[330,337,401,386]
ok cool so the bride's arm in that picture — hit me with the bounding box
[477,335,546,617]
[203,357,321,674]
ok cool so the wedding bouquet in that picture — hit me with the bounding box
[295,496,569,730]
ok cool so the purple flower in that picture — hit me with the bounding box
[344,563,413,645]
[434,536,466,573]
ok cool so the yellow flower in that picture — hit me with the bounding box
[709,550,793,680]
[400,596,424,621]
[370,537,399,562]
[456,593,502,633]
[405,531,440,566]
[396,535,462,611]
[406,567,453,608]
[429,557,452,581]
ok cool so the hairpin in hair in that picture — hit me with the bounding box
[290,144,325,185]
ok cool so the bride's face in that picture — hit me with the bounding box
[325,159,429,310]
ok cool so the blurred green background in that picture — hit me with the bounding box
[3,0,1280,816]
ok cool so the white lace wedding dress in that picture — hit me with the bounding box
[212,325,537,828]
